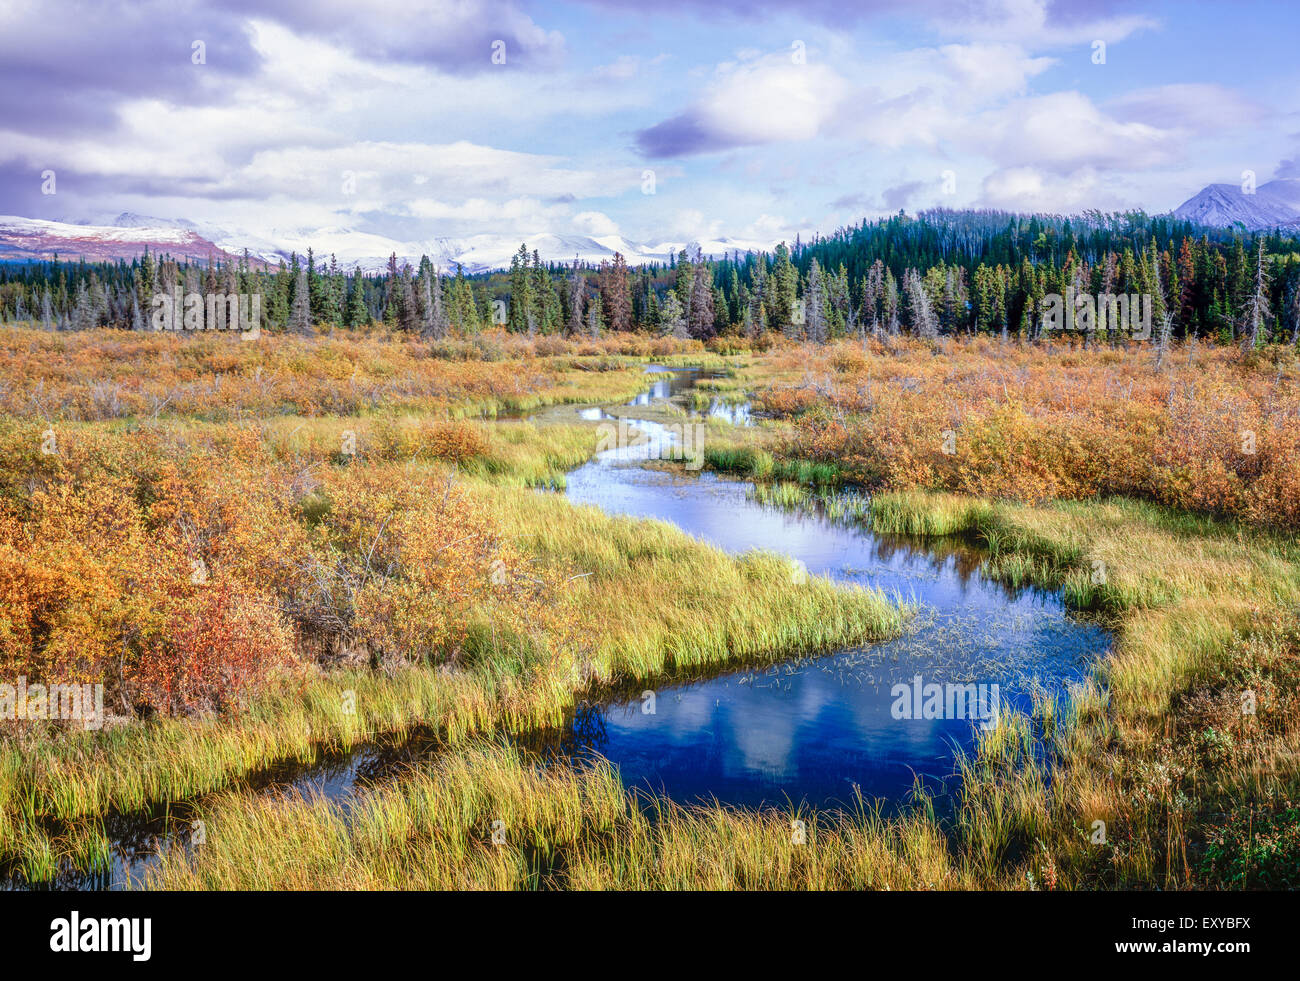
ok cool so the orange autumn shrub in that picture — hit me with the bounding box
[0,422,307,713]
[0,470,296,715]
[422,420,491,464]
[759,337,1300,528]
[131,581,295,717]
[370,418,490,465]
[0,327,717,422]
[0,418,569,715]
[311,465,498,663]
[307,462,563,668]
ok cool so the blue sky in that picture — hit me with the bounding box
[2,0,1297,254]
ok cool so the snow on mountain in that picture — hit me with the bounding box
[109,212,199,231]
[1172,179,1300,230]
[20,175,1300,274]
[0,215,233,262]
[449,232,642,272]
[0,213,773,272]
[241,225,427,270]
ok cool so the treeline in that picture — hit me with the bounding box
[3,209,1300,345]
[0,249,495,337]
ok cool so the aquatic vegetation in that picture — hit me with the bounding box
[874,489,1300,889]
[748,481,873,523]
[0,398,902,880]
[145,740,970,891]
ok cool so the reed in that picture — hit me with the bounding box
[0,460,905,881]
[146,740,972,890]
[6,332,1299,890]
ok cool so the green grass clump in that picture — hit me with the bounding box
[145,741,968,891]
[0,459,904,881]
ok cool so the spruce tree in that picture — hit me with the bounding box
[289,265,313,335]
[346,270,370,327]
[566,258,585,336]
[1241,239,1270,353]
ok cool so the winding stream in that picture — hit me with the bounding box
[11,365,1109,889]
[530,369,1106,811]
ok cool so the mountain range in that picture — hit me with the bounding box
[3,178,1299,273]
[0,213,768,274]
[1170,178,1300,231]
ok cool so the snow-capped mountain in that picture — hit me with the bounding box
[1172,179,1300,230]
[0,215,238,264]
[210,225,770,273]
[0,212,771,273]
[9,176,1300,273]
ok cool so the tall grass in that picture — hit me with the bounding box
[131,485,1300,890]
[868,489,1300,888]
[146,741,970,890]
[0,468,905,881]
[7,334,1299,890]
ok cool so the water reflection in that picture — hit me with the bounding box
[541,376,1108,813]
[4,744,405,891]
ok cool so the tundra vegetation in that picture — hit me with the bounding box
[0,220,1297,889]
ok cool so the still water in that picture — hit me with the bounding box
[536,376,1107,812]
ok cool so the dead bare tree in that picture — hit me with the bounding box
[1241,239,1271,355]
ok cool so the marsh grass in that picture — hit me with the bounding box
[748,481,873,523]
[868,489,1300,888]
[261,414,599,485]
[146,740,973,890]
[8,340,1298,890]
[131,484,1300,891]
[0,464,905,882]
[704,443,842,487]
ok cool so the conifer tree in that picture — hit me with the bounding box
[1242,239,1271,353]
[289,265,313,335]
[659,289,687,338]
[509,244,535,334]
[688,257,715,339]
[346,270,370,327]
[804,258,827,343]
[566,257,585,336]
[421,268,449,339]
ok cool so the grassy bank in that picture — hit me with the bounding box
[5,330,1298,890]
[138,487,1300,890]
[146,741,965,890]
[873,490,1300,887]
[0,466,904,881]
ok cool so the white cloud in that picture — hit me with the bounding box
[981,91,1174,172]
[647,52,851,153]
[930,0,1158,47]
[938,43,1055,102]
[980,165,1109,211]
[571,211,621,236]
[1109,83,1269,132]
[0,0,1282,263]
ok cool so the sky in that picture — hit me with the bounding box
[1,0,1298,255]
